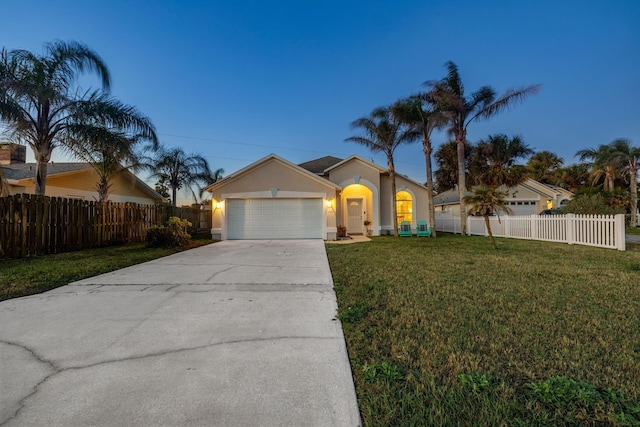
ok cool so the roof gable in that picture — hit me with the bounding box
[324,155,386,174]
[205,154,342,193]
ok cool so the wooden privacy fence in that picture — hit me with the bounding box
[436,214,626,251]
[0,194,212,259]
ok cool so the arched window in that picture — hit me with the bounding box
[396,190,413,225]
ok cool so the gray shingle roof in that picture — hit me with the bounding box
[298,156,343,174]
[1,163,92,180]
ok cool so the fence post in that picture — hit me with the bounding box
[566,214,574,245]
[530,214,538,240]
[466,215,472,236]
[615,214,626,251]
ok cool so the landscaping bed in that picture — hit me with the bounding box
[327,235,640,426]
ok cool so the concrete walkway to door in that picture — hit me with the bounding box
[0,240,361,427]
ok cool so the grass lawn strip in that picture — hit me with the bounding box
[0,238,215,301]
[327,235,640,426]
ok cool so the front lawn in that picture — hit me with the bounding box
[327,235,640,426]
[0,238,215,301]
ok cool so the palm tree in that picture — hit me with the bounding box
[197,167,225,202]
[143,145,212,207]
[0,41,157,195]
[345,106,420,236]
[434,139,471,192]
[391,93,447,236]
[63,129,149,202]
[463,187,513,249]
[527,151,564,183]
[427,61,540,234]
[470,134,533,189]
[553,163,589,192]
[609,138,640,227]
[576,144,619,191]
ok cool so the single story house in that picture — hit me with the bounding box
[1,144,164,205]
[433,178,574,218]
[205,154,430,240]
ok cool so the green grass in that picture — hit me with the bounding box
[327,235,640,426]
[628,227,640,236]
[0,238,215,301]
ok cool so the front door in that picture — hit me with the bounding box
[347,198,363,234]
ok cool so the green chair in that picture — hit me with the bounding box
[398,220,412,237]
[416,220,432,237]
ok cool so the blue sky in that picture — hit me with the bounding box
[2,0,638,203]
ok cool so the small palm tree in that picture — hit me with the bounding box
[64,129,150,202]
[142,145,212,207]
[0,41,157,195]
[576,144,619,191]
[345,106,420,236]
[470,134,533,189]
[463,187,513,249]
[527,151,564,183]
[391,93,447,236]
[427,61,540,234]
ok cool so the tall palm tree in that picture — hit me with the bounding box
[576,144,619,191]
[470,134,533,189]
[345,106,419,236]
[143,145,212,207]
[0,41,157,195]
[391,93,447,236]
[527,151,564,183]
[434,139,471,192]
[427,61,540,234]
[463,187,513,249]
[63,129,150,202]
[609,138,640,227]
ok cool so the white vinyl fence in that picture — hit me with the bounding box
[435,214,626,251]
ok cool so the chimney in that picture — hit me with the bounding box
[0,143,27,165]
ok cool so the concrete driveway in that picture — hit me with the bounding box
[0,240,361,426]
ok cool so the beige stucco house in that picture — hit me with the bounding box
[1,144,164,205]
[433,178,574,218]
[205,154,431,240]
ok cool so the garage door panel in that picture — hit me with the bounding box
[227,199,323,239]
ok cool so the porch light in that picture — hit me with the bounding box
[214,200,223,210]
[326,199,333,209]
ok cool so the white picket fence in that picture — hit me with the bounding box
[435,214,626,251]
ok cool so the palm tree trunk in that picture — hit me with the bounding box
[484,215,497,249]
[34,160,48,196]
[389,157,398,237]
[0,167,10,197]
[630,167,638,228]
[423,138,437,237]
[457,136,467,235]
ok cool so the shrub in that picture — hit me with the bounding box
[147,217,192,248]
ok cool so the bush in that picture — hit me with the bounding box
[560,193,626,215]
[147,217,192,248]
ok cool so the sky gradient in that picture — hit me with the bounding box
[2,0,638,203]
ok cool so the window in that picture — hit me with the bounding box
[396,190,413,226]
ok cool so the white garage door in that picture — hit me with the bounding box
[227,198,323,239]
[506,201,539,216]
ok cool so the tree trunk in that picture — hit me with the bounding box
[630,167,638,228]
[423,138,437,237]
[484,215,497,249]
[389,156,398,237]
[457,135,467,235]
[172,186,178,208]
[33,147,53,196]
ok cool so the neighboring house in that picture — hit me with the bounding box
[205,154,430,240]
[433,178,574,218]
[0,144,164,205]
